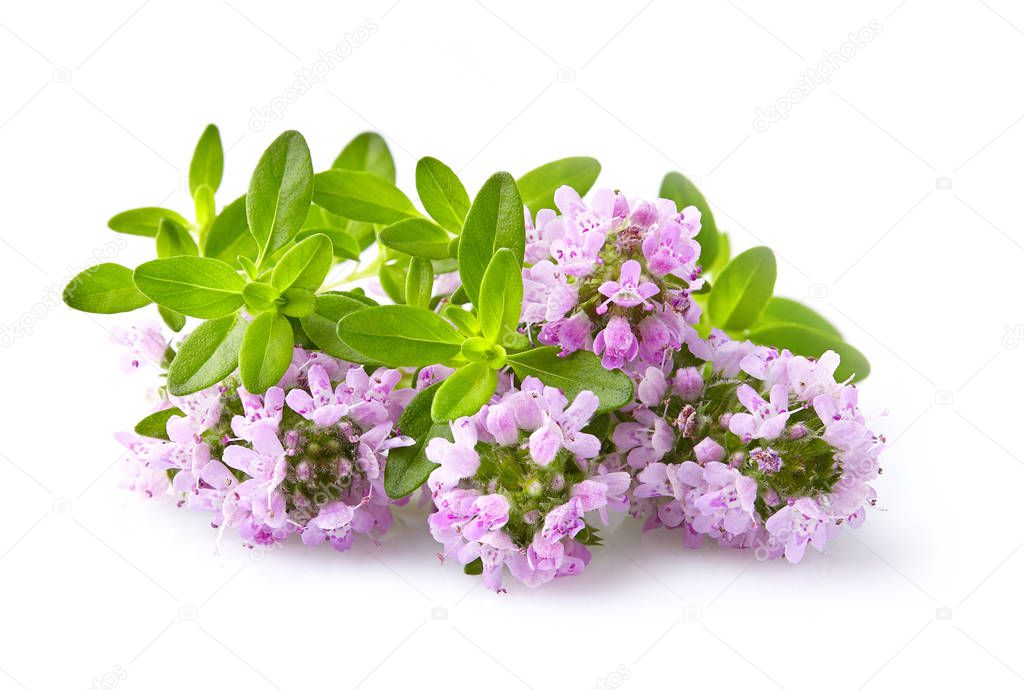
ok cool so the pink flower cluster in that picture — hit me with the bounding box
[619,329,883,563]
[118,348,415,552]
[522,186,704,372]
[426,376,629,591]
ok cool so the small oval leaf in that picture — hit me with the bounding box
[431,362,498,422]
[336,305,463,367]
[239,311,294,393]
[708,246,777,331]
[166,315,247,395]
[63,263,151,314]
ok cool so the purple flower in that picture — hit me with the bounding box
[672,366,704,401]
[596,260,659,314]
[550,222,607,277]
[788,351,841,401]
[634,462,675,499]
[612,407,675,468]
[285,364,347,426]
[483,402,519,445]
[728,383,790,441]
[637,311,685,365]
[554,185,625,235]
[462,494,511,540]
[750,446,782,474]
[593,315,639,369]
[691,462,759,537]
[540,498,586,543]
[522,261,577,324]
[637,366,669,406]
[570,471,630,523]
[694,436,725,464]
[425,417,481,491]
[741,346,792,387]
[416,364,454,389]
[525,207,558,263]
[112,322,166,372]
[641,212,701,279]
[222,426,289,509]
[765,498,831,564]
[528,391,601,464]
[686,329,756,377]
[301,501,356,551]
[231,386,285,441]
[537,311,592,355]
[340,366,412,425]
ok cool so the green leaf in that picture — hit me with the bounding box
[337,305,463,367]
[745,323,870,382]
[348,220,377,251]
[242,281,280,313]
[506,347,633,413]
[155,218,198,258]
[194,184,216,233]
[711,232,731,274]
[313,169,418,224]
[134,407,184,440]
[158,305,186,332]
[133,256,245,318]
[517,156,601,216]
[659,172,720,272]
[238,256,259,280]
[755,297,841,338]
[379,218,452,260]
[270,233,333,293]
[415,156,470,233]
[295,226,360,260]
[378,258,408,304]
[405,257,433,309]
[62,263,151,314]
[708,246,777,331]
[431,362,498,422]
[384,383,445,498]
[458,172,525,306]
[166,315,247,395]
[478,248,522,346]
[108,207,189,238]
[189,124,224,197]
[443,304,480,337]
[203,195,257,261]
[299,292,378,364]
[332,131,395,183]
[239,311,294,393]
[278,288,316,317]
[247,130,313,266]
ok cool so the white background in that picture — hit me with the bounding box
[1,1,1022,688]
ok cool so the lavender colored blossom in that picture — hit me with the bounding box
[522,185,703,374]
[425,377,627,591]
[119,346,414,553]
[621,330,883,563]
